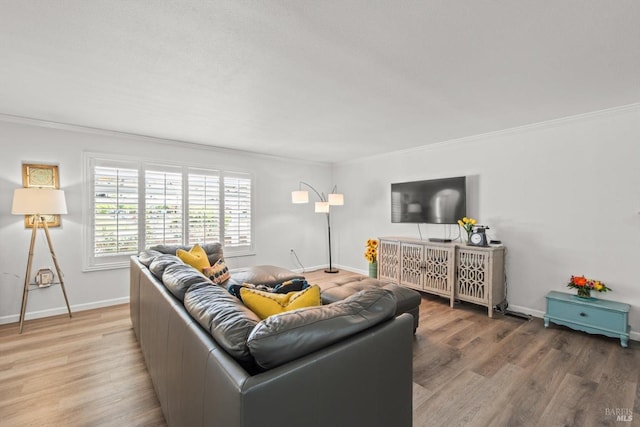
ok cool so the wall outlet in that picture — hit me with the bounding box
[35,268,55,287]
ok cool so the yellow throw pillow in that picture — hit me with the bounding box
[240,285,321,320]
[203,258,231,284]
[176,244,211,272]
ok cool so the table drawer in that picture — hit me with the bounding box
[547,298,626,331]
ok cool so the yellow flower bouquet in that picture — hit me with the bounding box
[457,217,477,242]
[364,239,378,263]
[364,239,379,278]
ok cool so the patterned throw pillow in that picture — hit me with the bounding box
[203,257,231,284]
[228,282,271,300]
[272,279,309,294]
[176,244,210,272]
[227,279,309,300]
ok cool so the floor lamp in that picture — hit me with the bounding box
[292,182,344,273]
[12,188,71,333]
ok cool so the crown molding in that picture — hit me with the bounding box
[337,102,640,166]
[0,113,331,167]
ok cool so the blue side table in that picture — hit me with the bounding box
[544,291,630,347]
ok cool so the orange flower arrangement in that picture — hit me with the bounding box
[567,275,611,295]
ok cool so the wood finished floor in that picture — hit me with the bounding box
[1,269,638,427]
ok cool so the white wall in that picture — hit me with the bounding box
[3,105,639,341]
[0,118,333,323]
[332,104,640,338]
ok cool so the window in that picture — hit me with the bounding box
[93,166,139,256]
[223,174,252,248]
[188,172,220,244]
[83,154,254,271]
[145,169,183,247]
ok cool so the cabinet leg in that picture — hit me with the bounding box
[620,337,628,348]
[544,317,549,328]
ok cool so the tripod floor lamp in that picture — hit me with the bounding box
[12,188,71,333]
[291,182,344,273]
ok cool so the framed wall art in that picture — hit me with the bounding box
[22,163,61,227]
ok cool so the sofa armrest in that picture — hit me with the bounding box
[217,313,413,427]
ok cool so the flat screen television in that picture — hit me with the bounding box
[391,176,466,224]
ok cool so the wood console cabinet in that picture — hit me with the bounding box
[378,237,505,317]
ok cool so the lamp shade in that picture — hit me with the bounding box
[291,190,309,204]
[315,201,330,213]
[12,188,68,215]
[328,193,344,206]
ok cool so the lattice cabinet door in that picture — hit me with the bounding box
[399,243,425,291]
[423,246,456,307]
[378,239,400,283]
[377,237,505,317]
[456,248,489,302]
[456,246,505,318]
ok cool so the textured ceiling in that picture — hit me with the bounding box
[1,1,639,163]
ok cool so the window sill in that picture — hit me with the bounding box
[223,250,256,259]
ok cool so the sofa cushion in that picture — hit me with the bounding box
[177,244,211,272]
[149,254,183,280]
[203,257,231,284]
[163,263,211,302]
[240,285,321,319]
[138,249,162,267]
[320,277,422,318]
[247,288,396,369]
[226,265,305,288]
[184,282,261,365]
[151,242,223,266]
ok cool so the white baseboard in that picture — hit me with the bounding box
[5,278,637,343]
[505,304,639,342]
[412,299,640,342]
[290,264,343,274]
[506,304,546,319]
[334,264,367,275]
[302,275,640,342]
[0,297,130,325]
[292,264,368,276]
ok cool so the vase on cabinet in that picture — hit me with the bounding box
[368,262,377,278]
[576,287,596,300]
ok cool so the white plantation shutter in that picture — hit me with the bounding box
[84,153,253,271]
[93,166,139,256]
[188,172,220,244]
[223,174,252,249]
[145,170,183,246]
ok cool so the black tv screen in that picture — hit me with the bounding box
[391,176,466,224]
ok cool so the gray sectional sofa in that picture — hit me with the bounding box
[129,244,415,427]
